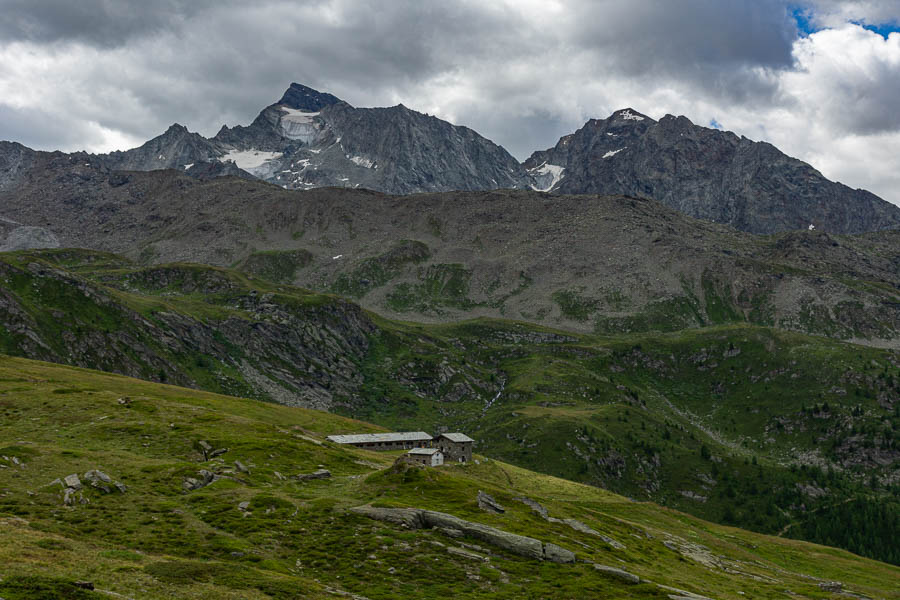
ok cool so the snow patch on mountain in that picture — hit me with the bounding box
[349,156,375,168]
[279,106,322,143]
[527,162,565,192]
[219,149,283,176]
[619,110,644,121]
[603,148,625,159]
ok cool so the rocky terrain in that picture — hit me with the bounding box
[0,162,898,345]
[525,108,900,234]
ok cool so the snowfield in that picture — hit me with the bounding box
[349,155,375,168]
[218,149,283,173]
[279,106,322,142]
[527,162,565,192]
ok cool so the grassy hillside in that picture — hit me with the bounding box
[0,249,898,565]
[1,356,897,599]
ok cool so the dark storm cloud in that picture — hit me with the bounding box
[0,0,230,47]
[0,104,105,151]
[565,0,797,82]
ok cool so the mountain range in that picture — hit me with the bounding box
[2,82,900,236]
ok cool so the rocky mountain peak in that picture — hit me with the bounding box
[609,108,654,124]
[527,109,900,234]
[277,82,345,111]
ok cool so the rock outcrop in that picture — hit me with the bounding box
[295,469,331,482]
[350,505,575,563]
[183,469,219,491]
[477,490,505,514]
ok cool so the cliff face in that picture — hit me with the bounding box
[525,109,900,235]
[0,255,376,410]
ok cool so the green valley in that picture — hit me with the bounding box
[0,249,897,569]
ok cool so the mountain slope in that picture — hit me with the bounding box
[1,249,898,565]
[1,356,897,599]
[104,124,225,172]
[525,109,900,234]
[1,164,899,345]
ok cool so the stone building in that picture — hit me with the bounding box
[435,433,474,463]
[404,448,444,467]
[326,431,432,451]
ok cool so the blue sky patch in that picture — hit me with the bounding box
[853,21,900,39]
[791,5,818,36]
[709,119,723,130]
[792,4,899,39]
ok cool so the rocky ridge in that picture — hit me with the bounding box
[3,84,898,234]
[525,108,900,234]
[103,82,532,194]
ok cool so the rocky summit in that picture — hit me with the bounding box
[525,109,900,234]
[103,82,532,195]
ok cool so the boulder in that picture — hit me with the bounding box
[295,469,331,482]
[593,564,641,584]
[351,506,425,529]
[656,585,713,600]
[514,496,549,519]
[198,440,212,459]
[423,510,543,560]
[183,469,218,491]
[439,527,464,538]
[543,543,576,564]
[447,546,489,562]
[351,505,568,563]
[554,518,625,550]
[477,490,505,513]
[234,460,250,474]
[84,470,114,493]
[84,469,111,483]
[63,474,82,490]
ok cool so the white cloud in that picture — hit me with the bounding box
[806,0,900,28]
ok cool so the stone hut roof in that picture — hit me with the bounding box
[326,432,432,444]
[407,448,441,456]
[438,433,474,443]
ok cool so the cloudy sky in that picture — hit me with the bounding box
[1,0,899,203]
